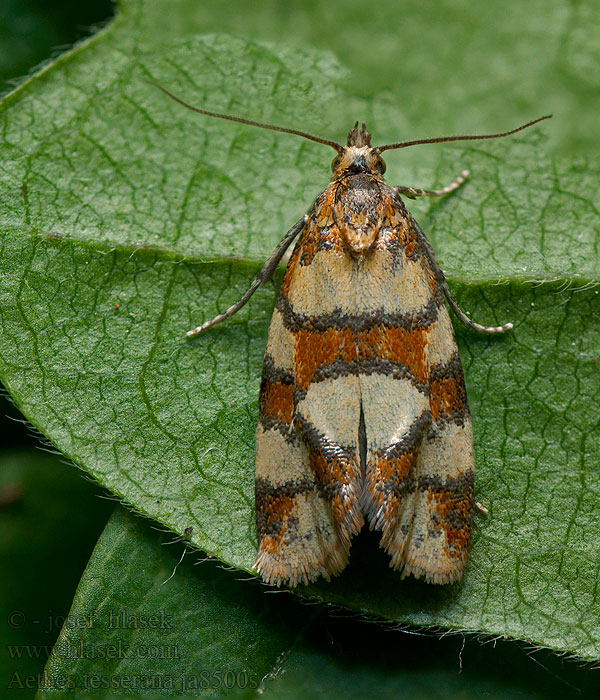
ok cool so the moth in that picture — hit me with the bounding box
[154,83,550,586]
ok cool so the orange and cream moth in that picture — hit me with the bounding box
[154,84,550,586]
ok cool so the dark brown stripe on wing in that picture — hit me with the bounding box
[377,411,433,463]
[429,352,463,382]
[258,354,295,435]
[365,412,432,519]
[417,470,474,497]
[262,353,294,385]
[255,476,316,540]
[294,413,363,534]
[371,469,474,520]
[294,413,355,464]
[429,352,469,427]
[255,476,316,508]
[277,294,440,333]
[421,470,474,557]
[257,410,297,438]
[310,356,429,393]
[366,408,472,502]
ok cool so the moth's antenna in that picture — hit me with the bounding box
[150,81,343,153]
[377,115,552,152]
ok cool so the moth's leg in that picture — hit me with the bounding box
[394,170,469,199]
[409,214,513,334]
[475,501,489,516]
[187,214,308,338]
[268,243,296,294]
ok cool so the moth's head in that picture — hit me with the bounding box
[330,122,386,180]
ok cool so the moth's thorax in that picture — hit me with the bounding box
[330,171,397,255]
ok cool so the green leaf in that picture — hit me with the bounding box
[1,0,599,665]
[0,449,111,694]
[37,509,291,699]
[37,509,600,699]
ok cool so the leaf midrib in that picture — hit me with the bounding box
[5,227,594,286]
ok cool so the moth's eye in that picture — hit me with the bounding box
[331,155,341,171]
[377,158,386,174]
